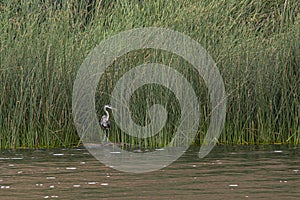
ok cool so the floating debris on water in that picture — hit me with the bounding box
[66,167,77,170]
[279,180,288,183]
[44,195,59,199]
[229,184,239,187]
[216,160,223,164]
[110,151,121,154]
[46,177,56,180]
[73,185,80,188]
[0,157,23,160]
[87,182,97,185]
[53,154,64,156]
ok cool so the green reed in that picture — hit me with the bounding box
[0,0,299,149]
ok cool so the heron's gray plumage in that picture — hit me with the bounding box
[100,115,110,129]
[100,105,113,130]
[100,105,113,143]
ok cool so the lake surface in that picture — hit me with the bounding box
[1,145,299,199]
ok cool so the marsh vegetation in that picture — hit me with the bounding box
[0,0,299,148]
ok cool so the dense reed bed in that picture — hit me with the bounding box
[0,0,299,149]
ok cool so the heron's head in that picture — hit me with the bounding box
[104,105,113,110]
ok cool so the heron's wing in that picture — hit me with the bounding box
[100,115,110,129]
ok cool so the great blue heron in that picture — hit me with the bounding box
[100,105,113,142]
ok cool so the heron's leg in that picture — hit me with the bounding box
[102,129,108,143]
[102,133,107,143]
[107,128,110,142]
[102,129,110,143]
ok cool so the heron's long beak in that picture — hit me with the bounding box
[107,105,116,110]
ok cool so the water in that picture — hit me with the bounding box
[1,145,299,199]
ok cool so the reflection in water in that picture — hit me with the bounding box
[0,145,299,199]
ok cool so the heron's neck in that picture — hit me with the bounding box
[104,108,110,119]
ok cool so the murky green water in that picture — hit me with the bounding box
[1,145,299,199]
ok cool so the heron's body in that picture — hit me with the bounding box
[100,115,110,129]
[100,105,113,142]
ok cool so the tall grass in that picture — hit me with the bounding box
[0,0,299,149]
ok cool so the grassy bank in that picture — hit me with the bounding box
[0,0,299,149]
